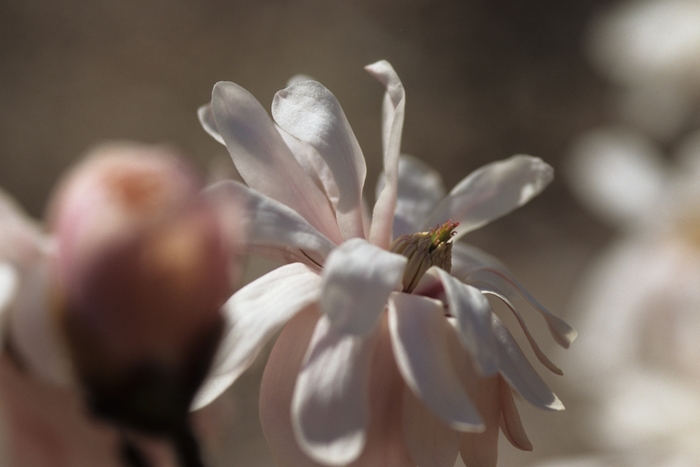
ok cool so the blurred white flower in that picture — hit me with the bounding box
[195,60,575,467]
[564,127,700,464]
[586,0,700,139]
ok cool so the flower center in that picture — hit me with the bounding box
[390,220,458,292]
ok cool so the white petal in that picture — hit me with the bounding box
[388,293,484,431]
[192,263,322,410]
[377,155,446,239]
[434,268,498,376]
[272,80,366,240]
[197,103,225,145]
[452,243,577,348]
[402,386,460,467]
[491,314,564,411]
[7,258,74,387]
[210,81,343,244]
[321,238,406,335]
[366,60,406,249]
[0,263,18,315]
[499,380,532,451]
[292,315,376,465]
[424,155,553,240]
[0,187,46,271]
[206,181,337,266]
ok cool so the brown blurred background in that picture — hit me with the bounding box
[0,0,622,465]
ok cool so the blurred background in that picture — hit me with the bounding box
[4,0,698,465]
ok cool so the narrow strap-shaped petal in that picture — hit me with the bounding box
[272,81,366,240]
[366,60,406,249]
[434,268,498,376]
[402,386,460,467]
[491,314,564,411]
[321,238,406,335]
[192,263,322,410]
[452,243,577,348]
[205,181,337,266]
[499,378,532,451]
[0,263,18,316]
[292,315,377,465]
[197,104,225,145]
[377,155,446,239]
[388,293,484,432]
[210,81,344,244]
[423,155,553,240]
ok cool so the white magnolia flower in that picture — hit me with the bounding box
[195,60,575,467]
[563,127,700,464]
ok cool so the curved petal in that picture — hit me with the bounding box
[210,81,343,244]
[377,155,446,239]
[434,268,498,376]
[0,188,46,271]
[321,238,406,335]
[491,314,564,411]
[192,263,322,410]
[197,104,225,145]
[423,155,553,240]
[452,243,577,349]
[499,380,532,451]
[292,315,377,465]
[0,263,18,316]
[206,181,337,266]
[388,293,484,432]
[366,61,406,249]
[402,387,460,467]
[272,81,366,240]
[260,306,325,467]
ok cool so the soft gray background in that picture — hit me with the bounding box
[0,0,619,465]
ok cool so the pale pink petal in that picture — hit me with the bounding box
[7,259,74,387]
[292,315,377,465]
[0,263,18,317]
[435,268,498,376]
[423,155,553,240]
[388,293,484,431]
[260,306,326,467]
[491,314,564,411]
[0,188,46,272]
[277,127,340,209]
[210,81,343,244]
[192,263,322,410]
[366,60,406,249]
[402,387,460,467]
[452,243,577,348]
[205,181,337,266]
[272,81,366,240]
[499,380,532,451]
[377,155,446,239]
[321,238,406,335]
[197,104,225,145]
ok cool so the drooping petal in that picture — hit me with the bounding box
[205,181,337,267]
[434,268,498,376]
[366,60,406,249]
[402,387,460,467]
[292,315,377,466]
[321,238,406,335]
[197,104,225,145]
[272,80,366,240]
[192,263,322,410]
[423,155,553,240]
[499,380,532,451]
[260,306,325,467]
[377,156,446,239]
[452,243,577,349]
[491,314,564,411]
[210,81,343,244]
[388,293,484,432]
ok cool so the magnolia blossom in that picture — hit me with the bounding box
[0,143,241,467]
[556,128,700,465]
[194,60,576,467]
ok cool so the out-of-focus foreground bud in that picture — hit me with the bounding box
[47,143,240,465]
